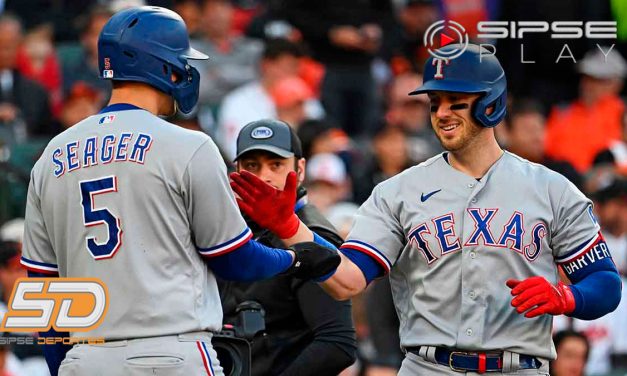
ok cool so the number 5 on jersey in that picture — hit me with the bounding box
[80,176,123,259]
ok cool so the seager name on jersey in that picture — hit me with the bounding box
[51,133,153,177]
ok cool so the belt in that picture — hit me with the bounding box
[406,346,541,374]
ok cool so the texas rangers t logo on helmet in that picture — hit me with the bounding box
[432,58,450,79]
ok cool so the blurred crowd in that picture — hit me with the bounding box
[1,0,627,375]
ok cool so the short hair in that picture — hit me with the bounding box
[297,118,338,159]
[553,330,590,360]
[505,98,546,129]
[262,38,305,60]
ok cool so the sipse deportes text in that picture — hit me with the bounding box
[0,337,105,345]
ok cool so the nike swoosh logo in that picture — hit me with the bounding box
[421,189,442,202]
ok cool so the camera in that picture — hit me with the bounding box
[213,301,266,376]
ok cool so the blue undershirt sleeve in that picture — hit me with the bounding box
[558,237,622,320]
[205,239,293,281]
[339,247,385,285]
[568,270,622,320]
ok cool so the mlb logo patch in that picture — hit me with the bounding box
[103,70,114,78]
[99,115,116,124]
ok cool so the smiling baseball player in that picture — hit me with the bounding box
[230,44,622,375]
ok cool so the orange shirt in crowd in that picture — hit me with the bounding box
[545,95,624,172]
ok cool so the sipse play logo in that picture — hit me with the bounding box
[424,20,618,64]
[423,20,469,60]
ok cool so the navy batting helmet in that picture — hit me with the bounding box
[409,44,507,127]
[98,6,208,114]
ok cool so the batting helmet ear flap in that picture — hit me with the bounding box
[473,82,507,128]
[172,64,202,115]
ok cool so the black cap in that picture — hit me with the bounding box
[234,119,303,161]
[590,175,627,202]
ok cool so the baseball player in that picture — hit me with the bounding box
[230,44,622,375]
[20,7,338,376]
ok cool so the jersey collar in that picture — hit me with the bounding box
[99,103,144,114]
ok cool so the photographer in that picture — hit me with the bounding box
[220,119,356,376]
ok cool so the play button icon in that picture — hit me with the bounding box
[440,32,455,47]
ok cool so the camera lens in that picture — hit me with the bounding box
[214,342,242,376]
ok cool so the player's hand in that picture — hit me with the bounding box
[282,241,341,280]
[229,170,300,239]
[506,277,576,318]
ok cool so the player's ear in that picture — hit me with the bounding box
[296,158,306,185]
[485,104,495,116]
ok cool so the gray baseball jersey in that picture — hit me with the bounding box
[22,104,252,340]
[344,151,607,360]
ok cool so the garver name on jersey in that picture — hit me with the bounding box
[51,133,153,177]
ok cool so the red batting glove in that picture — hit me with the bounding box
[506,276,576,318]
[229,170,300,239]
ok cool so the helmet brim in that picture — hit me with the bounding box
[183,47,209,60]
[409,79,489,96]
